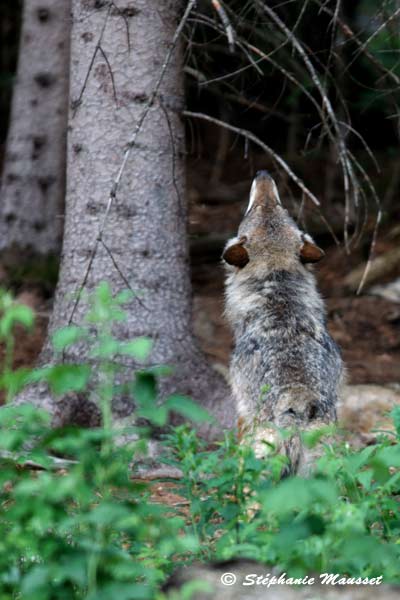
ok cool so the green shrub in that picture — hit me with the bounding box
[0,284,399,598]
[163,418,400,581]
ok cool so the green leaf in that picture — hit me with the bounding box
[97,281,113,304]
[0,402,50,429]
[88,583,151,600]
[21,566,49,594]
[391,406,400,437]
[114,290,134,305]
[357,469,373,490]
[138,404,168,427]
[165,395,213,423]
[87,503,131,526]
[119,338,153,361]
[133,372,157,407]
[261,477,337,516]
[301,425,336,448]
[0,368,31,399]
[0,304,34,336]
[52,326,86,352]
[41,364,91,395]
[90,337,119,358]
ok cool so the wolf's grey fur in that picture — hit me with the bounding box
[223,171,344,473]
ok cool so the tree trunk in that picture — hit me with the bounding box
[24,0,232,438]
[0,0,70,260]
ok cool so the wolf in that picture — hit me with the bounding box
[223,171,344,473]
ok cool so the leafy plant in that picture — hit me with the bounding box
[0,284,399,599]
[162,421,400,582]
[0,290,34,403]
[0,285,200,599]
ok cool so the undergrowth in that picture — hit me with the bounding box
[0,285,399,599]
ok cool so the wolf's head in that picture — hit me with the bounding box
[223,171,324,271]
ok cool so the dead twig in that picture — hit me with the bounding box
[315,1,400,87]
[183,110,320,206]
[254,0,356,250]
[100,239,148,310]
[355,209,382,295]
[210,0,236,53]
[98,44,118,105]
[346,7,400,73]
[159,97,184,216]
[72,3,112,116]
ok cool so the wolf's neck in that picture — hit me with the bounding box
[225,267,326,332]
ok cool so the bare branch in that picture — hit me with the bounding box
[100,239,148,310]
[315,0,400,87]
[111,1,131,52]
[98,44,118,105]
[159,97,184,216]
[210,0,236,53]
[347,7,400,72]
[358,218,392,295]
[183,110,320,206]
[72,3,112,116]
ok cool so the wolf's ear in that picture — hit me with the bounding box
[222,236,249,268]
[300,234,325,263]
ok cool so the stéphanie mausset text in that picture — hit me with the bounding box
[242,573,383,587]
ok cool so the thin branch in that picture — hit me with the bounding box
[111,1,131,52]
[347,148,381,248]
[72,3,112,116]
[98,44,118,105]
[315,1,400,87]
[198,54,265,86]
[193,6,382,251]
[326,0,341,71]
[254,0,356,249]
[338,121,380,174]
[159,98,184,216]
[183,110,320,206]
[68,0,197,326]
[68,245,98,326]
[210,0,236,53]
[356,209,382,295]
[100,239,148,311]
[347,7,400,72]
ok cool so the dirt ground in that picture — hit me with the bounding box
[192,252,400,386]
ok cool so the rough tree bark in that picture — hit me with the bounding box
[24,0,232,437]
[0,0,70,258]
